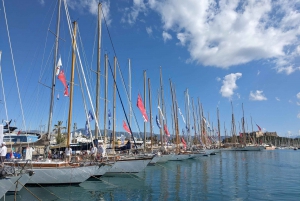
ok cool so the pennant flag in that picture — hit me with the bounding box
[108,109,111,129]
[137,94,148,122]
[57,93,59,100]
[123,120,131,135]
[156,115,161,129]
[181,137,187,149]
[58,70,69,96]
[157,105,165,120]
[178,107,186,124]
[256,124,262,131]
[164,124,170,137]
[56,57,62,76]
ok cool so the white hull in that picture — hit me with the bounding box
[27,163,96,185]
[92,163,113,177]
[169,154,191,161]
[8,173,31,192]
[0,176,19,198]
[105,158,151,174]
[156,154,173,163]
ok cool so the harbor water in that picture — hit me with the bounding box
[2,149,300,201]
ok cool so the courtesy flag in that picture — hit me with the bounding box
[123,120,131,135]
[58,70,69,96]
[164,124,170,137]
[137,94,148,122]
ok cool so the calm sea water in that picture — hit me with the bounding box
[2,150,300,201]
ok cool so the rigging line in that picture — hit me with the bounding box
[0,52,8,122]
[2,0,28,138]
[77,25,96,102]
[107,59,138,149]
[101,6,142,138]
[64,1,103,140]
[76,62,94,146]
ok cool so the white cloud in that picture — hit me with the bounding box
[276,65,300,75]
[216,77,221,82]
[162,31,172,42]
[297,92,300,99]
[298,113,300,118]
[127,0,300,70]
[146,27,153,35]
[249,90,267,101]
[220,73,242,98]
[121,0,147,25]
[275,97,280,101]
[67,0,111,25]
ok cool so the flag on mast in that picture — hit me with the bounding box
[157,105,165,120]
[178,107,186,124]
[108,109,111,129]
[57,70,69,96]
[181,137,187,149]
[137,94,148,122]
[164,124,170,137]
[85,110,94,137]
[156,115,161,129]
[256,124,262,131]
[123,120,131,135]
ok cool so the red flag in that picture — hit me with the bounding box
[181,137,186,149]
[58,70,69,96]
[256,124,261,131]
[136,94,148,122]
[17,130,21,135]
[164,124,170,136]
[123,120,131,135]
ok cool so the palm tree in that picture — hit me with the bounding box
[53,121,66,144]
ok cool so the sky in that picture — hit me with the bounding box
[1,0,300,138]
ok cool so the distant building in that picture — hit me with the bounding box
[264,132,278,137]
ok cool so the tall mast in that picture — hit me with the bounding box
[148,78,153,152]
[231,101,236,145]
[159,68,166,144]
[95,3,102,140]
[47,0,61,139]
[66,21,77,146]
[112,56,116,150]
[217,107,221,148]
[242,103,246,145]
[128,59,131,127]
[157,91,163,148]
[103,54,108,144]
[191,98,197,146]
[143,70,147,152]
[197,98,202,146]
[169,80,179,154]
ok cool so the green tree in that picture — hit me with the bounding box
[53,121,66,144]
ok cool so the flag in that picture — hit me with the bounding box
[85,121,90,137]
[181,137,187,149]
[123,120,131,135]
[108,109,111,129]
[178,107,186,124]
[156,115,161,129]
[164,124,170,137]
[56,57,62,76]
[58,70,69,96]
[157,105,165,120]
[88,110,94,122]
[17,130,21,135]
[57,93,59,100]
[256,124,262,131]
[137,94,148,122]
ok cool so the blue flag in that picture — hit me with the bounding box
[85,121,90,137]
[108,109,111,129]
[156,115,161,129]
[88,110,94,122]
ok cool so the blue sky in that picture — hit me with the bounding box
[1,0,300,138]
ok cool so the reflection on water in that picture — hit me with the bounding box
[2,150,300,201]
